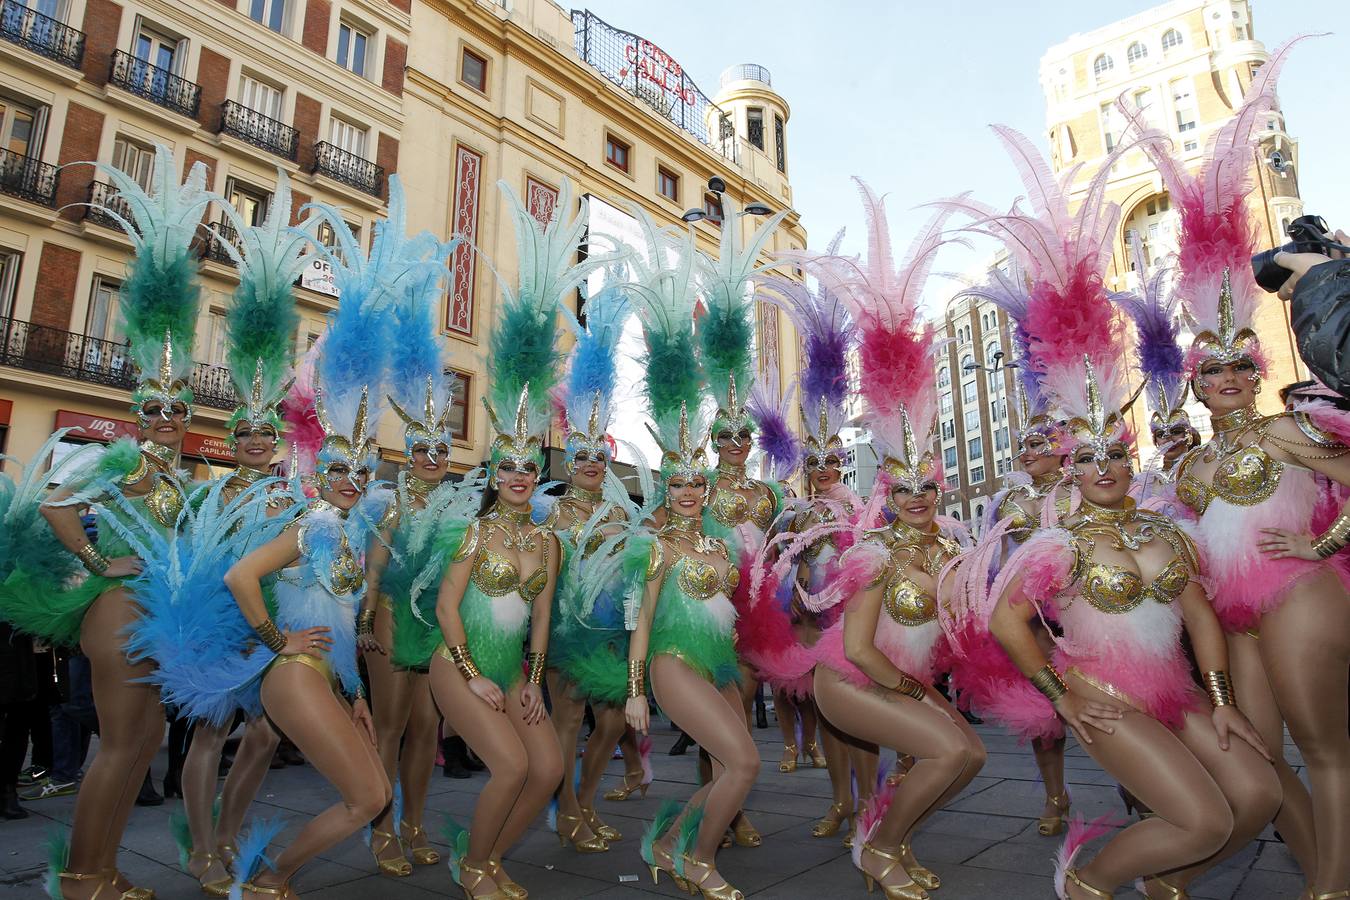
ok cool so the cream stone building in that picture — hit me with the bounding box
[0,0,409,474]
[402,0,807,476]
[1041,0,1304,450]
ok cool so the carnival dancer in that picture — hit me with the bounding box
[1121,41,1350,898]
[427,180,604,899]
[543,277,644,852]
[804,184,985,900]
[355,222,459,877]
[27,146,210,900]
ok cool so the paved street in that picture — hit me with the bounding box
[0,719,1307,899]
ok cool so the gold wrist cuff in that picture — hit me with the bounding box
[447,643,481,681]
[526,651,546,686]
[76,543,110,576]
[1030,665,1068,703]
[627,659,646,699]
[356,609,376,637]
[891,673,926,701]
[1203,670,1236,708]
[254,618,287,654]
[1313,512,1350,558]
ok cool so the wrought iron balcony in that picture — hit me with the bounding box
[109,49,201,119]
[0,147,58,206]
[202,219,241,266]
[85,180,134,231]
[220,100,298,161]
[0,0,84,69]
[312,141,383,198]
[0,316,237,409]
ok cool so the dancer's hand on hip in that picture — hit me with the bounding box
[282,626,332,656]
[468,676,505,712]
[1053,688,1123,745]
[104,556,143,578]
[520,682,546,725]
[1257,528,1319,561]
[1212,706,1272,761]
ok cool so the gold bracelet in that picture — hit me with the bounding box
[254,618,287,654]
[1313,512,1350,558]
[447,643,481,681]
[627,659,646,699]
[1030,665,1068,703]
[356,609,376,637]
[526,651,546,686]
[891,673,927,701]
[1202,670,1236,708]
[76,543,110,576]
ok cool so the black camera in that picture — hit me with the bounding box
[1251,214,1337,292]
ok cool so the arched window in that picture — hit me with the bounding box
[1093,54,1114,80]
[985,340,999,360]
[938,366,950,387]
[960,353,974,373]
[975,503,985,520]
[1162,28,1183,51]
[1127,41,1148,65]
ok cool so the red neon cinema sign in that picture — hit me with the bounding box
[620,39,696,106]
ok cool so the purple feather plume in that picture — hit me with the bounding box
[747,366,802,482]
[1110,238,1184,411]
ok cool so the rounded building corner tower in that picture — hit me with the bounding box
[714,64,792,201]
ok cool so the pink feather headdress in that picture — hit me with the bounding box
[1118,38,1310,377]
[798,179,954,493]
[279,336,325,477]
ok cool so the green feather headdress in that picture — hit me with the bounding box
[696,199,788,437]
[91,144,217,422]
[214,171,319,444]
[482,178,615,475]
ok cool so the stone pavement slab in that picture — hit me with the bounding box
[0,721,1310,898]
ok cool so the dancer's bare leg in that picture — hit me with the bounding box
[246,663,390,890]
[737,662,758,729]
[652,658,758,890]
[182,718,233,884]
[1261,572,1350,893]
[1031,622,1068,821]
[60,588,165,899]
[366,605,414,867]
[815,718,854,836]
[216,716,280,852]
[578,705,627,817]
[1228,630,1317,877]
[1140,708,1282,892]
[1062,677,1238,898]
[775,689,800,766]
[398,673,439,853]
[545,670,598,840]
[489,686,564,857]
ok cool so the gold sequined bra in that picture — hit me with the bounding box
[674,555,739,600]
[710,485,775,531]
[883,577,938,626]
[999,490,1070,544]
[1174,444,1283,516]
[471,547,548,601]
[1078,557,1189,614]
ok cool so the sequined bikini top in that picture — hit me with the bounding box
[646,535,738,601]
[545,487,626,558]
[998,480,1069,544]
[1066,503,1196,615]
[455,514,551,602]
[795,497,856,562]
[291,501,364,597]
[709,472,776,532]
[858,522,960,628]
[122,442,187,528]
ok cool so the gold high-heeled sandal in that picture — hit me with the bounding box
[857,843,928,899]
[187,850,232,897]
[57,870,117,900]
[456,861,510,900]
[805,741,826,767]
[732,815,761,847]
[812,801,850,838]
[898,843,939,891]
[602,770,648,801]
[1303,891,1350,899]
[778,743,799,773]
[680,853,745,900]
[646,840,690,892]
[1142,876,1187,898]
[581,806,621,841]
[399,820,440,866]
[555,812,609,852]
[842,814,857,849]
[369,828,412,877]
[238,883,296,899]
[485,860,526,899]
[104,870,154,899]
[1063,868,1111,898]
[1038,791,1071,837]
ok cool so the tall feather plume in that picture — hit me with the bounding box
[91,144,216,385]
[1117,37,1314,372]
[280,338,324,476]
[485,179,616,434]
[624,205,705,447]
[559,264,631,435]
[697,199,789,413]
[745,362,801,481]
[216,171,317,417]
[1110,236,1185,420]
[385,230,458,438]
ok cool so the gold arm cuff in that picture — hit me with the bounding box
[1313,512,1350,558]
[254,619,287,654]
[356,609,376,637]
[76,543,111,576]
[890,673,927,701]
[526,650,546,685]
[1030,665,1068,703]
[1202,670,1236,708]
[446,643,482,681]
[627,659,646,699]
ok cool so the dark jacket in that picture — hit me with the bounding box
[1290,259,1350,399]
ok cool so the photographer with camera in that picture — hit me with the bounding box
[1252,215,1350,397]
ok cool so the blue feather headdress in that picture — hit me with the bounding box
[697,199,788,437]
[90,144,216,425]
[385,229,458,459]
[310,176,444,480]
[560,262,631,469]
[1110,237,1187,439]
[214,170,318,444]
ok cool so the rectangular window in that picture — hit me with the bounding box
[225,177,271,227]
[943,446,957,469]
[248,0,286,33]
[316,219,360,264]
[746,107,764,150]
[657,166,679,202]
[84,277,123,342]
[133,20,184,75]
[962,381,976,403]
[0,94,48,158]
[1183,140,1198,152]
[774,113,785,173]
[970,465,985,484]
[604,134,630,173]
[1099,101,1118,152]
[239,74,283,120]
[1171,78,1196,132]
[447,369,471,441]
[703,191,723,223]
[0,249,20,319]
[945,473,959,491]
[329,117,368,158]
[336,21,369,77]
[205,310,228,365]
[940,392,952,413]
[964,409,979,431]
[941,419,955,441]
[968,436,983,459]
[460,48,487,93]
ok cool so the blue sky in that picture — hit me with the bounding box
[578,1,1346,309]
